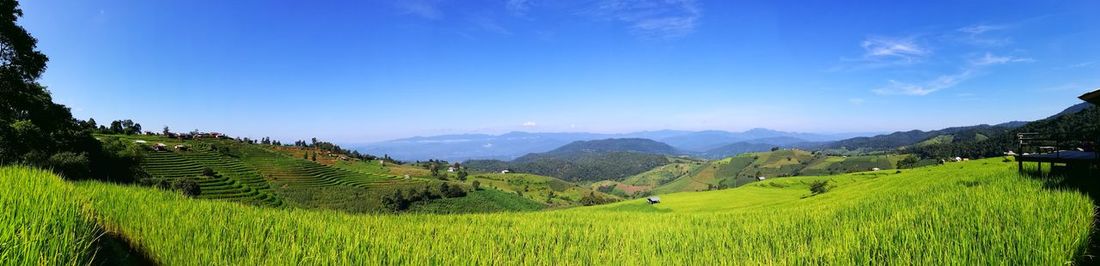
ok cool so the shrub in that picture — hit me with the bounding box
[201,167,217,177]
[171,179,201,197]
[810,180,831,195]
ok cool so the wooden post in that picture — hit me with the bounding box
[1018,160,1023,173]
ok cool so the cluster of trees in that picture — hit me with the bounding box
[76,118,143,135]
[381,183,468,211]
[0,1,143,181]
[578,192,616,206]
[258,137,282,146]
[289,137,387,162]
[417,160,468,180]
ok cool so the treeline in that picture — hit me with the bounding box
[0,2,144,181]
[381,183,468,211]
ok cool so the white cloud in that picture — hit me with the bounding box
[592,0,703,39]
[522,121,537,127]
[848,98,865,105]
[958,24,1005,35]
[506,0,532,15]
[860,36,929,63]
[873,70,974,96]
[957,23,1011,46]
[1066,61,1096,69]
[970,52,1033,66]
[396,0,443,20]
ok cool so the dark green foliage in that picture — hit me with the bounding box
[810,180,831,195]
[457,170,468,181]
[579,192,616,206]
[201,167,216,177]
[172,179,201,197]
[384,184,469,212]
[439,183,466,198]
[0,0,143,181]
[896,156,920,169]
[472,180,481,190]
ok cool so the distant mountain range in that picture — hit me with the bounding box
[354,129,875,161]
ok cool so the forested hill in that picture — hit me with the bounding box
[825,125,1014,152]
[523,138,679,158]
[826,103,1094,155]
[465,138,675,182]
[911,104,1099,159]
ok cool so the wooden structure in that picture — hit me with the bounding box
[1014,88,1100,175]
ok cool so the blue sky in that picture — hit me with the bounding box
[19,0,1100,143]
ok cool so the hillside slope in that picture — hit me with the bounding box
[466,138,675,182]
[19,158,1090,264]
[596,149,919,196]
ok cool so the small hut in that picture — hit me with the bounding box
[152,143,168,151]
[646,196,661,204]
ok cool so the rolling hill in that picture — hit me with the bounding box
[105,134,610,213]
[593,149,923,197]
[465,138,676,182]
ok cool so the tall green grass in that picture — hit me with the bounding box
[68,159,1092,264]
[0,167,98,265]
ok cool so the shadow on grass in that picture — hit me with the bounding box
[90,230,157,266]
[1020,163,1100,264]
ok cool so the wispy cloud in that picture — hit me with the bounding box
[522,121,537,127]
[506,0,533,16]
[591,0,703,39]
[970,52,1034,66]
[958,24,1006,35]
[848,98,865,105]
[957,23,1011,46]
[1065,61,1096,69]
[860,36,929,63]
[873,70,974,96]
[469,16,511,35]
[832,36,930,70]
[396,0,443,20]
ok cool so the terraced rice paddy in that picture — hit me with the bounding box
[4,158,1089,264]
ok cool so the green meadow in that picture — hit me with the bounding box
[2,158,1092,264]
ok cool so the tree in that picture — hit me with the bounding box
[471,180,481,190]
[302,152,308,160]
[109,120,123,133]
[162,126,170,135]
[457,170,468,181]
[310,152,316,161]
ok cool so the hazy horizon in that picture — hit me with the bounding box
[19,0,1100,143]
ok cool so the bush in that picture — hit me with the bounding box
[47,152,90,178]
[171,179,201,197]
[810,180,831,195]
[201,167,216,177]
